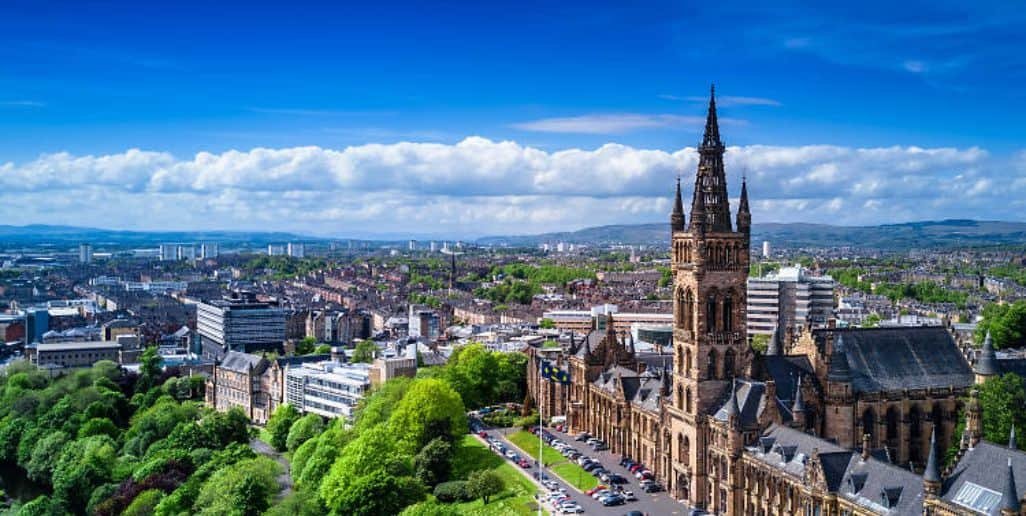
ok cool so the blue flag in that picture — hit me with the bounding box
[540,360,570,385]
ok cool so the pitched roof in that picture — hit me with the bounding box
[220,351,268,374]
[837,453,924,515]
[942,441,1026,515]
[819,327,973,393]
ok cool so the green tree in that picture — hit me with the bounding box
[538,318,555,329]
[286,414,324,452]
[264,488,325,516]
[136,346,163,393]
[976,373,1026,448]
[388,378,467,451]
[295,336,318,356]
[353,377,413,433]
[976,301,1026,349]
[25,431,69,484]
[51,435,118,510]
[314,344,332,354]
[466,469,503,504]
[78,417,118,439]
[319,425,415,510]
[413,437,453,487]
[123,489,164,516]
[325,469,424,516]
[750,334,770,354]
[351,340,378,363]
[194,456,281,516]
[266,404,301,452]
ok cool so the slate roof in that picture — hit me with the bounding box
[591,364,667,414]
[763,354,816,411]
[748,425,924,515]
[220,351,268,374]
[819,327,973,393]
[942,441,1026,515]
[837,453,924,515]
[713,379,790,427]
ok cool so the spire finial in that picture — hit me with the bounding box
[1000,457,1020,512]
[924,427,942,484]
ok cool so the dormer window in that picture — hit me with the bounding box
[848,472,867,493]
[759,436,776,454]
[880,486,902,508]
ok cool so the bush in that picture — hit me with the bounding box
[286,414,324,452]
[433,480,471,503]
[122,489,164,516]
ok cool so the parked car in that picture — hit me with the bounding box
[592,468,609,478]
[583,462,602,472]
[641,482,664,493]
[585,485,609,496]
[559,502,584,514]
[600,494,626,506]
[608,473,627,484]
[577,456,592,466]
[593,442,609,451]
[591,489,612,499]
[518,458,531,468]
[575,432,591,441]
[622,490,637,501]
[625,511,645,516]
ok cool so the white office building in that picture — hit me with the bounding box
[747,265,835,337]
[79,244,93,264]
[285,361,371,419]
[287,242,305,258]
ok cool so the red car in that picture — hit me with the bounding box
[585,485,609,496]
[518,459,531,468]
[478,431,488,438]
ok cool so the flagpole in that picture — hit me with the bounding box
[538,358,543,516]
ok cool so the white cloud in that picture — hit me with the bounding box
[0,138,1013,236]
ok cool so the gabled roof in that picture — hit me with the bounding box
[713,379,781,428]
[837,453,924,514]
[817,327,973,393]
[220,351,268,374]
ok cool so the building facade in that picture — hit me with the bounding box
[747,265,836,337]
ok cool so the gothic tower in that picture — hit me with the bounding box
[668,85,752,509]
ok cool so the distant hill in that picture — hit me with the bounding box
[0,225,322,247]
[478,219,1026,250]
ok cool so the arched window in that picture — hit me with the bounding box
[684,289,694,332]
[682,435,690,465]
[862,408,876,445]
[723,349,736,378]
[686,387,693,413]
[685,348,692,375]
[677,346,684,371]
[723,294,733,331]
[677,385,684,410]
[707,294,718,332]
[886,406,900,448]
[707,349,718,380]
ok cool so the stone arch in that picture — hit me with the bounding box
[723,293,734,331]
[686,387,693,413]
[723,348,736,378]
[684,289,695,332]
[684,347,692,375]
[886,406,900,449]
[677,384,684,411]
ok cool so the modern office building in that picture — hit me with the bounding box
[746,265,835,337]
[408,305,440,341]
[79,243,93,264]
[267,244,286,256]
[761,240,771,258]
[285,361,372,420]
[197,292,287,360]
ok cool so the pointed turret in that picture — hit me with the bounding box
[737,177,751,234]
[1012,425,1018,450]
[671,176,685,232]
[923,428,942,493]
[1000,458,1020,515]
[792,376,805,414]
[975,331,999,377]
[689,84,732,233]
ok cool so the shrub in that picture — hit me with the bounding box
[433,480,471,503]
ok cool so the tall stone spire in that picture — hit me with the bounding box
[737,176,751,234]
[671,176,685,232]
[689,84,733,233]
[975,331,999,377]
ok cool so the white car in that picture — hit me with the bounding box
[505,450,517,459]
[559,502,584,514]
[623,490,637,501]
[592,489,612,499]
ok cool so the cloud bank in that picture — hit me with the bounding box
[0,137,1019,237]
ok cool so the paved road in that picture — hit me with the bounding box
[487,426,688,515]
[250,437,293,500]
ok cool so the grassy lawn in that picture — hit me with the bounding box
[551,462,599,491]
[404,435,545,515]
[506,431,597,492]
[507,430,564,465]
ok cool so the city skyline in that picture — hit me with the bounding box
[2,1,1025,235]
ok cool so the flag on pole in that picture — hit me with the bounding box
[540,360,571,385]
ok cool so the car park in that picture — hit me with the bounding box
[591,489,612,499]
[575,432,591,441]
[622,490,637,501]
[585,485,608,496]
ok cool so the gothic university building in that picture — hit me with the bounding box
[526,88,1026,515]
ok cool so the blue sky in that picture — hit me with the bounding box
[1,1,1024,236]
